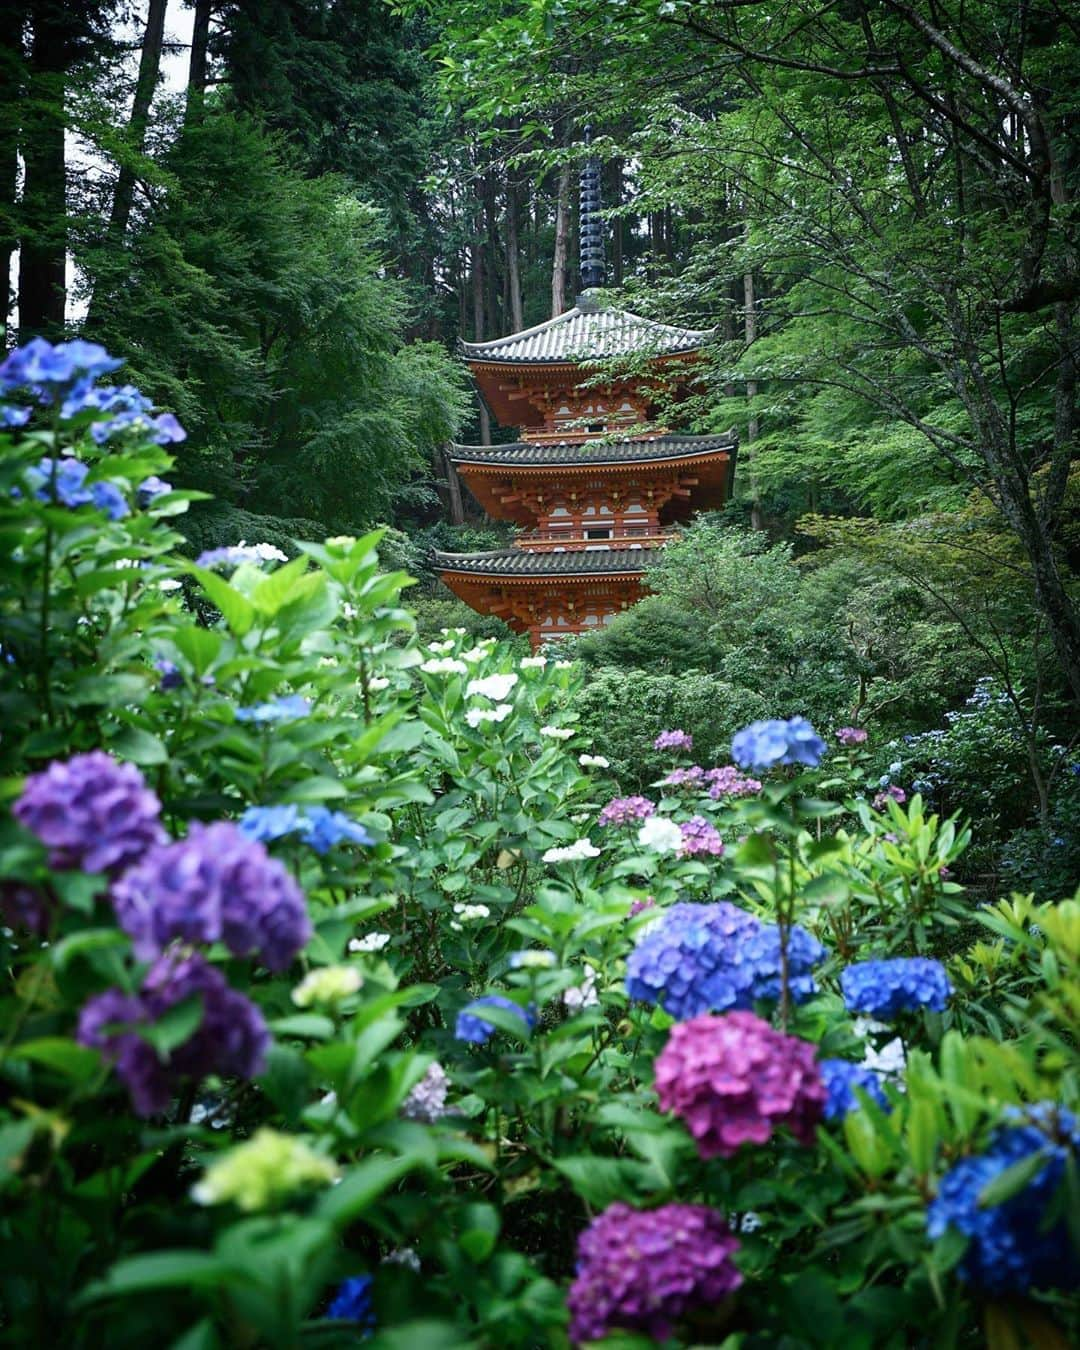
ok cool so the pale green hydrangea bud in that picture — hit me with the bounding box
[292,964,363,1009]
[191,1128,338,1210]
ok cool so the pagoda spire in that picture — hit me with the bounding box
[578,127,605,292]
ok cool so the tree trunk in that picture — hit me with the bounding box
[186,0,212,122]
[443,445,465,525]
[505,180,523,331]
[0,14,21,336]
[551,165,572,317]
[744,270,762,530]
[18,2,69,339]
[85,0,167,330]
[610,159,624,286]
[470,229,490,444]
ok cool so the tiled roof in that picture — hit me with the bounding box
[448,433,735,468]
[459,301,713,365]
[434,546,661,577]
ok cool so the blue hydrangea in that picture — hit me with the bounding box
[235,695,311,725]
[455,995,536,1044]
[89,480,130,520]
[21,457,129,519]
[238,804,372,854]
[1,403,31,427]
[819,1058,890,1120]
[625,901,825,1020]
[327,1274,375,1332]
[0,337,121,393]
[926,1105,1079,1293]
[840,958,951,1018]
[137,475,173,506]
[153,656,183,691]
[731,717,826,771]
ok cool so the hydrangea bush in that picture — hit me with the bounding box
[0,339,1077,1347]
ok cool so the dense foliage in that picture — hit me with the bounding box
[1,341,1078,1348]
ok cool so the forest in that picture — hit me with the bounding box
[0,2,1078,1347]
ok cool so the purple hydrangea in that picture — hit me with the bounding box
[654,729,693,753]
[841,958,951,1018]
[598,795,656,827]
[78,950,269,1117]
[627,896,655,918]
[14,751,167,876]
[566,1202,742,1345]
[678,815,724,857]
[153,656,183,691]
[110,821,312,970]
[872,785,907,810]
[454,995,536,1044]
[660,765,705,789]
[926,1106,1079,1293]
[836,726,868,747]
[654,1011,825,1158]
[819,1058,890,1120]
[0,881,52,934]
[626,901,824,1019]
[731,717,826,770]
[327,1274,375,1330]
[705,765,762,799]
[400,1061,450,1122]
[234,695,311,725]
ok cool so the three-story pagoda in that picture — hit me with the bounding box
[435,155,736,646]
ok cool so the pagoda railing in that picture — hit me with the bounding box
[516,526,676,552]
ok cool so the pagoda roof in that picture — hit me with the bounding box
[434,545,659,579]
[448,433,735,469]
[459,299,713,366]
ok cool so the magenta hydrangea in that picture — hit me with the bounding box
[654,729,693,753]
[598,795,656,827]
[654,1012,825,1159]
[566,1202,742,1345]
[679,815,724,857]
[110,821,312,970]
[705,765,762,799]
[14,751,167,876]
[78,950,269,1116]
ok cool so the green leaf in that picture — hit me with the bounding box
[172,626,222,676]
[77,1252,244,1303]
[270,1014,336,1041]
[187,565,255,637]
[317,1154,417,1225]
[140,996,204,1056]
[801,873,850,907]
[111,726,169,766]
[978,1147,1051,1209]
[8,1037,102,1083]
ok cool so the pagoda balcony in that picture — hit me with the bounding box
[516,525,676,552]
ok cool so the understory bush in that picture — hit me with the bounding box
[0,341,1077,1348]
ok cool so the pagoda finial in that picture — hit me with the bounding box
[578,126,605,293]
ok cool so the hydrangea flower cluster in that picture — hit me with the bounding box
[635,816,683,853]
[400,1062,450,1122]
[566,1202,742,1345]
[626,902,824,1019]
[654,1012,825,1158]
[238,803,373,854]
[234,694,311,725]
[678,815,724,857]
[542,838,600,863]
[598,795,656,827]
[191,1127,337,1210]
[111,821,312,970]
[732,717,826,770]
[661,765,705,789]
[23,457,129,520]
[327,1275,376,1331]
[195,541,288,568]
[836,726,868,747]
[654,729,693,752]
[454,995,536,1044]
[705,765,762,799]
[819,1058,890,1120]
[14,751,167,876]
[872,784,907,810]
[78,951,269,1117]
[926,1106,1079,1293]
[841,958,951,1017]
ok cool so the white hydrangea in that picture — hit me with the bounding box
[291,965,363,1008]
[554,659,575,669]
[383,1247,422,1272]
[466,672,518,702]
[420,657,467,675]
[462,640,497,663]
[158,578,183,592]
[450,901,490,931]
[237,540,289,563]
[563,963,599,1012]
[342,602,358,620]
[542,838,600,863]
[349,932,392,953]
[579,753,610,768]
[439,627,468,637]
[853,1017,907,1077]
[540,725,574,740]
[427,639,457,655]
[636,816,683,854]
[465,704,513,728]
[367,676,390,692]
[520,656,547,669]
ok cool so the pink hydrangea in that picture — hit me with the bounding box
[566,1202,742,1344]
[679,815,724,857]
[654,729,693,753]
[654,1011,825,1159]
[661,765,706,789]
[873,785,907,810]
[705,765,762,800]
[598,795,656,827]
[836,726,868,747]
